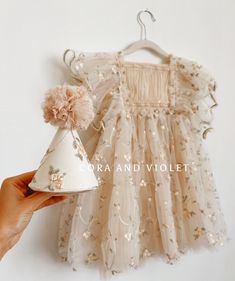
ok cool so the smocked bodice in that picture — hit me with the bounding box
[116,52,177,109]
[121,62,171,105]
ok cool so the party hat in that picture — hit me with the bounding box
[29,84,98,193]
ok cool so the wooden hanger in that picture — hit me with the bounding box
[120,9,169,60]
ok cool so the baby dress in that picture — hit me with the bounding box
[58,50,227,275]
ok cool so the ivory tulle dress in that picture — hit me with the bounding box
[58,50,227,275]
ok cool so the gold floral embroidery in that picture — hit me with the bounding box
[183,208,196,219]
[193,227,206,240]
[86,252,98,263]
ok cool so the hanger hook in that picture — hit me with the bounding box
[137,9,156,40]
[63,49,76,67]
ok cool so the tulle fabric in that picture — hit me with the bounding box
[58,51,227,276]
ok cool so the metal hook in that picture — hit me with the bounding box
[137,9,156,40]
[63,49,76,67]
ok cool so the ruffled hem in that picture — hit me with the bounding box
[58,234,229,278]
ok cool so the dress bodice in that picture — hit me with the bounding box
[63,50,217,139]
[121,62,171,105]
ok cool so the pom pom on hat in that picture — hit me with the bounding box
[43,84,94,130]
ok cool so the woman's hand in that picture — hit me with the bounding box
[0,171,67,260]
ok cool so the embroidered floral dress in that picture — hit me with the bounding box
[58,50,227,275]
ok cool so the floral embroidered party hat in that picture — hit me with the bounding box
[28,84,98,193]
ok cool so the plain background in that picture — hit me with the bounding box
[0,0,234,280]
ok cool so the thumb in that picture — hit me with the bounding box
[24,191,56,211]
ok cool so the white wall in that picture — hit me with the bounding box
[0,0,234,280]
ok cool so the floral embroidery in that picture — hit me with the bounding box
[193,227,206,240]
[72,134,87,160]
[46,165,66,191]
[183,208,196,219]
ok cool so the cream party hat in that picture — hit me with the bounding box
[29,84,98,193]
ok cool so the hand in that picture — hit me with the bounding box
[0,171,67,260]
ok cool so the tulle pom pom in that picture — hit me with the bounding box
[43,84,94,130]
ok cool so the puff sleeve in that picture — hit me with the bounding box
[63,49,119,91]
[175,57,218,139]
[63,49,122,131]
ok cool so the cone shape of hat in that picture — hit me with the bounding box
[29,128,98,193]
